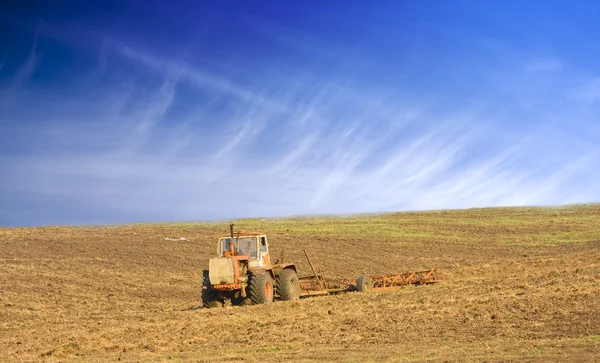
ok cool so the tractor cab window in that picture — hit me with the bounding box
[238,237,258,259]
[260,237,268,253]
[220,238,238,256]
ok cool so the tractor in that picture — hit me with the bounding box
[201,224,300,308]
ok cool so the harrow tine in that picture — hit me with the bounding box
[370,269,439,289]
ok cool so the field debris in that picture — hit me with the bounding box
[164,237,190,241]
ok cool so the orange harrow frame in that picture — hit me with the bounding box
[370,269,439,289]
[298,250,439,296]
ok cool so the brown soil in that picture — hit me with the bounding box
[1,206,599,362]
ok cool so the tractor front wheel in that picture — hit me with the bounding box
[248,273,274,305]
[202,270,223,308]
[277,269,300,301]
[202,289,223,308]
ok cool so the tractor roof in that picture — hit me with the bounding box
[219,229,265,238]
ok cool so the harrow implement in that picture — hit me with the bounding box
[298,249,440,296]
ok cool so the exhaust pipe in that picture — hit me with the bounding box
[229,223,235,256]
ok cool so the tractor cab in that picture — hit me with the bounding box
[217,230,270,268]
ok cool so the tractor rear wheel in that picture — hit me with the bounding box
[277,269,300,300]
[248,272,274,305]
[356,275,372,292]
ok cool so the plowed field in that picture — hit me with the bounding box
[1,205,600,362]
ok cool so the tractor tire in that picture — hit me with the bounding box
[202,270,223,308]
[202,292,222,308]
[276,269,301,301]
[248,272,274,305]
[356,275,372,292]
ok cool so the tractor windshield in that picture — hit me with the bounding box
[219,237,258,259]
[238,237,258,258]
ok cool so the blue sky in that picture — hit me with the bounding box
[1,0,599,226]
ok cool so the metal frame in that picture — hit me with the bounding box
[298,249,439,296]
[371,269,439,289]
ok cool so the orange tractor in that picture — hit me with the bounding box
[201,225,300,308]
[202,225,440,308]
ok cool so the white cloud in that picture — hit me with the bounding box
[1,42,599,226]
[11,21,42,89]
[524,58,563,72]
[571,77,600,105]
[110,41,280,111]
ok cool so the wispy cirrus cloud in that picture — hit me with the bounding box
[10,21,42,89]
[110,41,279,111]
[1,14,599,226]
[524,58,563,72]
[571,77,600,105]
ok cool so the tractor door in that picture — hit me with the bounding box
[258,236,270,266]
